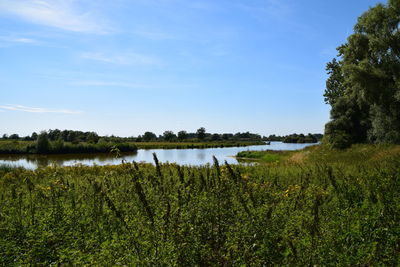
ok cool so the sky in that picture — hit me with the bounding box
[0,0,383,137]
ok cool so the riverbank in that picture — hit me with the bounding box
[133,140,265,149]
[0,144,399,265]
[0,142,313,169]
[0,140,265,155]
[0,140,138,154]
[236,143,400,164]
[236,150,295,163]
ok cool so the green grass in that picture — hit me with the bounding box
[0,140,137,154]
[133,140,265,149]
[236,150,291,163]
[0,140,264,155]
[0,145,399,265]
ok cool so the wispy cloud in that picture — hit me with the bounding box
[0,0,110,34]
[72,81,154,89]
[0,35,38,44]
[0,104,83,114]
[81,52,161,66]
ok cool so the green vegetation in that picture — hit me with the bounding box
[324,0,400,148]
[2,2,399,265]
[236,150,290,163]
[35,131,49,154]
[133,141,265,149]
[1,128,265,144]
[0,140,137,155]
[264,133,322,143]
[0,128,267,154]
[0,145,399,265]
[0,140,264,155]
[282,134,318,143]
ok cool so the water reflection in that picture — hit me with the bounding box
[0,142,317,169]
[196,151,206,161]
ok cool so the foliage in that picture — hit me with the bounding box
[324,58,345,106]
[211,133,222,141]
[162,131,177,142]
[0,140,137,155]
[283,134,317,143]
[36,131,49,154]
[133,141,265,149]
[1,129,266,144]
[324,0,400,147]
[0,145,399,265]
[265,134,321,143]
[0,140,264,155]
[236,150,289,163]
[196,127,206,140]
[143,131,158,142]
[177,130,188,141]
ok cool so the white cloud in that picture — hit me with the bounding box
[0,35,38,44]
[0,104,83,114]
[72,80,153,88]
[12,37,36,43]
[0,0,109,34]
[81,52,161,66]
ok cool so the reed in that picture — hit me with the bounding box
[0,145,398,265]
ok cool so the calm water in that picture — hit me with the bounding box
[0,142,317,169]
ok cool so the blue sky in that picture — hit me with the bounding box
[0,0,382,137]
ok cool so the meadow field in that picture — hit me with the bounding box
[0,144,399,265]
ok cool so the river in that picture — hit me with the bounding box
[0,141,317,169]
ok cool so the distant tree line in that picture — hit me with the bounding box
[1,128,324,145]
[1,130,102,143]
[137,128,263,142]
[0,128,264,143]
[0,131,137,155]
[264,134,322,143]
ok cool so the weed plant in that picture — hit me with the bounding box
[0,145,399,265]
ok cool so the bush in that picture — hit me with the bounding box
[36,131,49,153]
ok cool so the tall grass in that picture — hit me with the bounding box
[0,145,399,265]
[0,140,264,155]
[134,141,265,149]
[0,140,137,154]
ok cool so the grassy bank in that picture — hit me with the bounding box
[133,140,265,149]
[0,140,264,155]
[0,145,399,265]
[0,140,137,155]
[236,144,400,165]
[236,150,293,163]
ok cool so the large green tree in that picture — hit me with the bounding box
[324,0,400,148]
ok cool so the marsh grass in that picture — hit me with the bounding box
[236,150,292,163]
[0,145,399,265]
[0,140,264,155]
[0,140,137,154]
[134,141,265,149]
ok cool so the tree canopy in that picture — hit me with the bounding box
[324,0,400,148]
[36,131,49,154]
